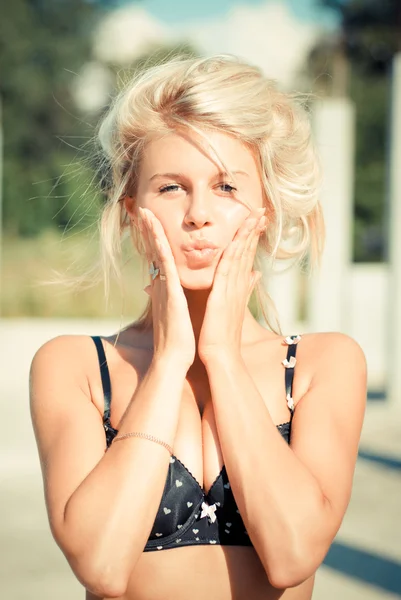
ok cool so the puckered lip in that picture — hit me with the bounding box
[181,239,219,251]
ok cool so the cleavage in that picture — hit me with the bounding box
[173,382,223,494]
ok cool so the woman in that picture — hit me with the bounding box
[30,55,367,600]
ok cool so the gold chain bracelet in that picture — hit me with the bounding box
[112,431,173,456]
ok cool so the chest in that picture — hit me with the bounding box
[173,362,293,492]
[94,337,310,493]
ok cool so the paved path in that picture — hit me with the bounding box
[1,319,400,599]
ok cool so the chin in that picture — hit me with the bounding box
[178,265,215,290]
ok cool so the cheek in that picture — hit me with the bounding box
[140,199,178,242]
[215,203,249,240]
[151,214,185,261]
[154,215,178,246]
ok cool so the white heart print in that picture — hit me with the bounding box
[175,480,183,487]
[177,524,182,529]
[170,457,175,463]
[187,502,193,507]
[175,539,182,543]
[155,533,163,537]
[192,529,199,534]
[157,546,163,550]
[195,537,200,541]
[225,529,230,534]
[224,482,230,489]
[163,507,171,515]
[209,540,217,544]
[226,522,232,527]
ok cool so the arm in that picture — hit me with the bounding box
[203,332,367,589]
[30,335,188,598]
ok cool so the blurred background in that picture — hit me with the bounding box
[0,0,400,598]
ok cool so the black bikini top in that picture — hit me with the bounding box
[91,334,301,552]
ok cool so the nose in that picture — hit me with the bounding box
[183,190,213,229]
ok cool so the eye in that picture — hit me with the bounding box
[159,184,181,194]
[218,183,237,194]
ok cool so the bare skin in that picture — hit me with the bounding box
[82,324,319,600]
[30,130,367,599]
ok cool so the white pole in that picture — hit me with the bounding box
[0,95,3,313]
[309,97,355,333]
[387,53,401,410]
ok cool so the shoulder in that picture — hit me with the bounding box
[292,331,367,425]
[289,331,367,414]
[31,334,97,372]
[299,331,367,378]
[30,335,98,397]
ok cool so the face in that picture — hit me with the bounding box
[132,130,265,289]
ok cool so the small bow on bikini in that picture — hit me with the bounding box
[200,501,217,523]
[284,335,302,345]
[282,356,297,368]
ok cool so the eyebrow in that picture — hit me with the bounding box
[149,170,249,182]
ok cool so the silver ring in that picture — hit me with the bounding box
[149,261,160,280]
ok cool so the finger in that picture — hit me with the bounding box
[233,216,259,261]
[139,210,165,292]
[243,215,266,275]
[232,206,265,255]
[225,210,264,297]
[139,207,156,264]
[245,270,262,305]
[212,239,238,294]
[228,212,263,289]
[141,208,182,289]
[213,212,262,293]
[138,210,158,296]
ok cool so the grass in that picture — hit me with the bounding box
[1,230,148,319]
[1,230,307,324]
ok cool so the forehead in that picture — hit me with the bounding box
[139,130,260,179]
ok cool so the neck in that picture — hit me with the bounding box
[183,287,210,344]
[184,286,262,355]
[132,290,266,371]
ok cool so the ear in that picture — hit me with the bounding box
[124,194,136,218]
[124,195,142,231]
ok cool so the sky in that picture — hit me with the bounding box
[77,0,340,112]
[117,0,339,28]
[93,0,339,87]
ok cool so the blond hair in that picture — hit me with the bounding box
[95,54,325,334]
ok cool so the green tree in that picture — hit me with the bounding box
[0,0,197,237]
[0,0,110,236]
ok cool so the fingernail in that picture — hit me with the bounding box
[257,207,266,216]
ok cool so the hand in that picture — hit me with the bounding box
[139,207,196,369]
[198,208,266,363]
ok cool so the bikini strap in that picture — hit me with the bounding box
[90,336,112,427]
[282,334,302,414]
